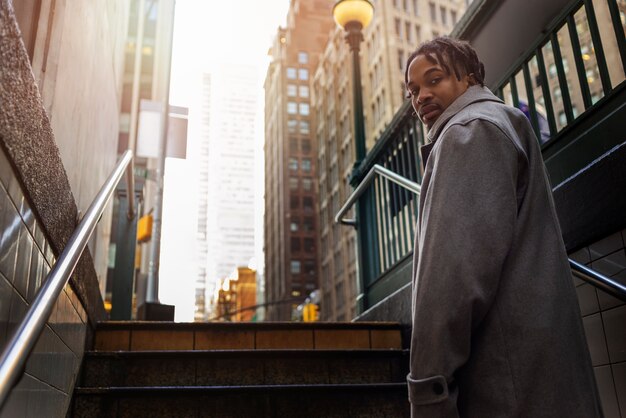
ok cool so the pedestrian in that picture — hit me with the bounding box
[404,37,602,418]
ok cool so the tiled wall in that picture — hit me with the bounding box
[0,146,87,417]
[570,229,626,418]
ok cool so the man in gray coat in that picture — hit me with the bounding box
[404,37,602,417]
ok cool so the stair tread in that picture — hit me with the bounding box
[84,348,409,357]
[95,321,403,331]
[75,382,407,395]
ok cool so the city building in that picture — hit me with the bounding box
[263,0,336,321]
[193,65,258,321]
[313,0,466,320]
[108,0,176,316]
[212,267,258,322]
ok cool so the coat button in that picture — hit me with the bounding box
[433,382,444,395]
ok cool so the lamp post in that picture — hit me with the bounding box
[333,0,373,171]
[333,0,374,314]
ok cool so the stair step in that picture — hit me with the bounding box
[80,349,409,387]
[93,321,404,351]
[72,383,410,418]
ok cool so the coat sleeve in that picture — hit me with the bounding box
[407,120,520,417]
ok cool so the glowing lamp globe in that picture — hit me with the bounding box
[332,0,374,30]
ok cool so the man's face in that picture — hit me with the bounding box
[406,54,471,128]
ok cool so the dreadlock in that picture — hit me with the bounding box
[404,36,485,88]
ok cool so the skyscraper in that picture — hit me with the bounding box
[263,0,336,321]
[194,65,258,321]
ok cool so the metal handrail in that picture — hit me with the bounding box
[0,150,133,409]
[335,165,626,299]
[334,164,421,226]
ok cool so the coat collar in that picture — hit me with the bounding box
[425,85,502,143]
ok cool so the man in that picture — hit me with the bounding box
[404,37,602,417]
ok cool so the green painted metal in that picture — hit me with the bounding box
[583,0,612,94]
[510,75,520,108]
[522,61,541,139]
[567,12,593,109]
[536,46,558,135]
[551,32,576,124]
[606,0,626,73]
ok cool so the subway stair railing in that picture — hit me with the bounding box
[336,164,626,311]
[0,150,135,411]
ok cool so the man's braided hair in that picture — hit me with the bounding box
[404,36,486,88]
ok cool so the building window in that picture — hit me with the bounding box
[451,10,457,25]
[287,67,297,79]
[304,238,315,252]
[291,237,301,251]
[290,217,299,231]
[415,25,421,43]
[299,85,309,98]
[440,6,447,25]
[395,18,401,37]
[291,260,301,274]
[303,197,314,212]
[302,178,313,191]
[298,51,309,64]
[398,49,404,71]
[290,138,298,153]
[302,158,312,172]
[298,68,309,80]
[289,158,298,171]
[303,216,314,231]
[288,119,297,133]
[302,140,311,154]
[291,196,299,210]
[299,103,310,115]
[287,102,297,114]
[300,120,310,134]
[287,84,297,96]
[413,0,418,15]
[304,260,316,276]
[405,22,412,42]
[429,3,436,22]
[289,178,298,190]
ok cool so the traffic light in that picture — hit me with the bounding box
[303,303,319,322]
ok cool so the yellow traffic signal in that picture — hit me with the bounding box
[303,303,319,322]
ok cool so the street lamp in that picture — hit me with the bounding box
[333,0,373,173]
[333,0,374,314]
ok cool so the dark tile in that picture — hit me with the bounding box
[592,250,626,277]
[0,147,13,188]
[27,247,42,302]
[603,305,626,363]
[19,197,35,235]
[7,289,27,340]
[582,313,609,366]
[570,247,591,264]
[13,224,32,299]
[26,325,78,392]
[0,199,20,282]
[576,284,599,316]
[612,362,626,417]
[590,233,624,261]
[593,366,620,418]
[199,393,266,418]
[0,274,12,347]
[597,288,625,311]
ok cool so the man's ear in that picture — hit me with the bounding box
[467,73,477,86]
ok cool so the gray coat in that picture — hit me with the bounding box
[407,86,602,418]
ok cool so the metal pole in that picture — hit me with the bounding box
[146,0,176,303]
[126,0,146,220]
[344,21,370,313]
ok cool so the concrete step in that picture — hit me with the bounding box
[72,383,410,418]
[93,321,405,351]
[80,349,409,387]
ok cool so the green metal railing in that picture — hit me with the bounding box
[495,0,626,147]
